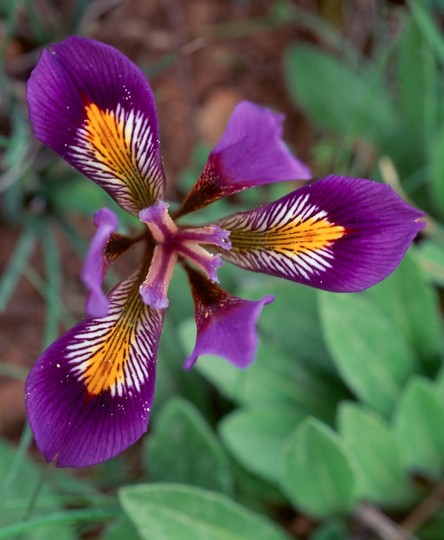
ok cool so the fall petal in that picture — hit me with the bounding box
[25,273,164,468]
[27,36,165,214]
[217,176,425,292]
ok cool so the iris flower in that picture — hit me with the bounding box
[25,37,424,468]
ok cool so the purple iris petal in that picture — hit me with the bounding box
[217,176,425,292]
[26,36,165,214]
[25,274,163,468]
[82,208,118,318]
[183,265,274,370]
[178,100,311,215]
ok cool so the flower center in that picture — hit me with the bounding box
[138,201,231,309]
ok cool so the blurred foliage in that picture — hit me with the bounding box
[1,1,444,539]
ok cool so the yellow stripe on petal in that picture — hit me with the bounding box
[71,102,164,213]
[218,192,347,282]
[230,214,345,255]
[65,275,162,398]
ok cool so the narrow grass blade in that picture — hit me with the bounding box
[0,508,120,538]
[0,222,39,311]
[40,221,61,346]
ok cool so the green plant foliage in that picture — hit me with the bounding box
[338,403,417,508]
[311,520,348,540]
[363,251,441,370]
[418,238,444,287]
[3,2,444,538]
[429,124,444,218]
[119,484,292,540]
[284,44,397,148]
[319,289,416,416]
[282,419,357,518]
[219,404,305,484]
[395,377,444,480]
[185,279,349,421]
[0,440,74,540]
[144,398,233,494]
[103,517,140,540]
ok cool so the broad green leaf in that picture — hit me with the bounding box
[319,291,416,416]
[119,484,291,540]
[395,377,444,479]
[145,398,233,494]
[398,18,437,172]
[364,251,441,369]
[0,439,74,540]
[219,405,305,484]
[284,45,397,146]
[429,123,444,219]
[417,237,444,286]
[239,279,331,368]
[282,419,356,518]
[188,334,345,422]
[184,279,349,421]
[338,403,417,508]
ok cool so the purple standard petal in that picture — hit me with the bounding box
[27,36,165,214]
[82,208,118,318]
[177,101,311,215]
[217,175,425,292]
[183,265,274,370]
[26,273,164,468]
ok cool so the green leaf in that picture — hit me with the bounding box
[103,517,140,540]
[0,222,38,311]
[145,398,233,494]
[364,251,441,370]
[398,17,437,171]
[189,336,344,422]
[429,123,444,219]
[319,291,416,416]
[41,221,62,346]
[0,508,119,540]
[338,403,417,508]
[417,237,444,286]
[219,405,305,484]
[312,520,348,540]
[119,484,291,540]
[241,279,330,367]
[282,419,356,518]
[395,377,444,479]
[185,279,349,421]
[0,438,75,540]
[284,44,397,146]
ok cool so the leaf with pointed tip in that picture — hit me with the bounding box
[338,403,417,508]
[282,419,357,518]
[119,484,292,540]
[395,378,444,480]
[144,398,233,494]
[319,291,416,416]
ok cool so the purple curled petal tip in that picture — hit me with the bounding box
[184,264,274,370]
[179,100,311,214]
